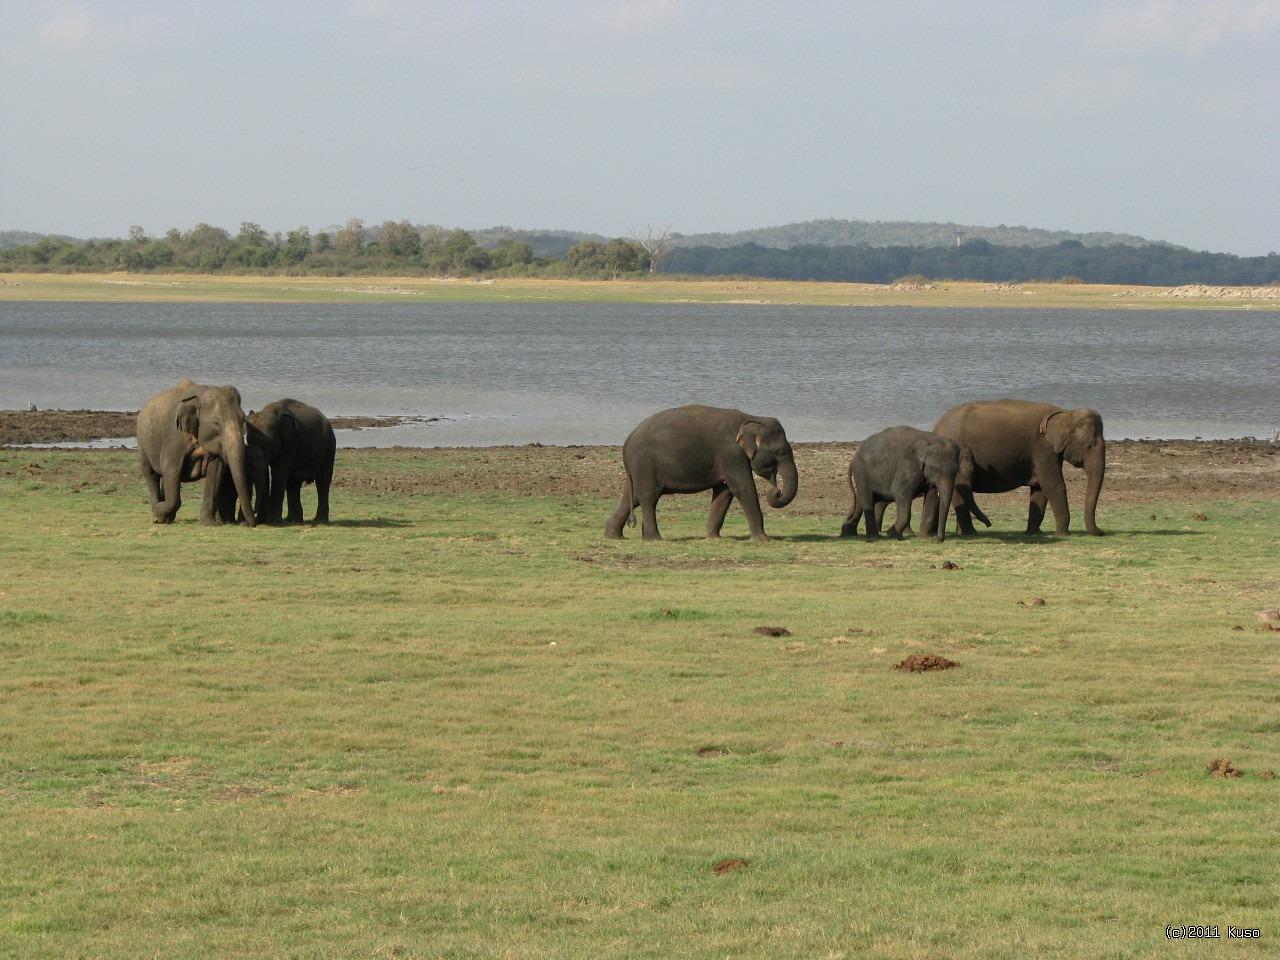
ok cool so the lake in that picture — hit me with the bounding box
[0,301,1274,445]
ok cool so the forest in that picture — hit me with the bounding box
[2,220,1277,287]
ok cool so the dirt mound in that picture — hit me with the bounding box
[1207,758,1242,778]
[894,654,959,672]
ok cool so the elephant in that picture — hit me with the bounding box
[841,434,991,538]
[137,379,256,525]
[928,399,1106,536]
[839,426,989,542]
[244,398,336,523]
[604,404,799,542]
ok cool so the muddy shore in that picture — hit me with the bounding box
[2,408,1276,506]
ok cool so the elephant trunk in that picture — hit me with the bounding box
[1083,442,1105,536]
[765,454,799,509]
[220,425,257,528]
[933,476,954,542]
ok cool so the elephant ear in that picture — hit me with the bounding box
[736,421,764,460]
[1039,411,1070,454]
[279,412,298,446]
[175,403,200,437]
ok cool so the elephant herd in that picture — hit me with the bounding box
[135,382,1106,543]
[605,400,1106,542]
[137,380,335,527]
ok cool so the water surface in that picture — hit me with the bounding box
[1,301,1273,445]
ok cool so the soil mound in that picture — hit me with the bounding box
[894,654,959,672]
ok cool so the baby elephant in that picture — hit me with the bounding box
[605,404,799,542]
[841,426,989,542]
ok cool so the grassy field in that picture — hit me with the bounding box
[2,270,1277,309]
[1,445,1277,958]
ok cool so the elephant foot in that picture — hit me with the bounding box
[888,529,904,541]
[839,522,858,537]
[603,529,624,540]
[750,533,771,543]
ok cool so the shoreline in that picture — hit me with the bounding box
[1,409,1276,449]
[2,407,1280,450]
[3,272,1280,310]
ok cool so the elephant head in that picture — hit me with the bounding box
[177,384,256,527]
[737,418,799,508]
[1041,408,1105,536]
[914,436,960,542]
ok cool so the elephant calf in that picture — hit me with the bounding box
[841,426,989,542]
[245,398,336,524]
[605,404,799,542]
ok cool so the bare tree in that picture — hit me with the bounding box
[631,223,674,274]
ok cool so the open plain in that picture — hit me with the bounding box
[2,406,1278,957]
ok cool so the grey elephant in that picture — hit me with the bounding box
[842,433,991,538]
[244,398,336,523]
[928,399,1106,536]
[604,404,799,542]
[137,380,257,525]
[841,426,986,542]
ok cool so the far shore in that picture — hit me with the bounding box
[2,272,1278,310]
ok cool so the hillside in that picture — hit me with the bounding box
[671,218,1171,250]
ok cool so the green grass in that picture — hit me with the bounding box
[2,449,1277,958]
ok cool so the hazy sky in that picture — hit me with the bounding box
[4,0,1278,254]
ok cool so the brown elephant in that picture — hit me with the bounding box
[927,399,1105,536]
[137,380,257,525]
[604,404,799,542]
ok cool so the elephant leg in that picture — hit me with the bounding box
[156,471,182,523]
[639,488,663,541]
[706,483,734,538]
[197,471,222,525]
[954,493,978,536]
[1027,483,1050,534]
[888,494,912,540]
[1041,473,1072,535]
[141,464,168,520]
[921,488,938,537]
[285,481,304,523]
[726,474,769,542]
[314,465,333,523]
[840,490,862,537]
[604,479,635,539]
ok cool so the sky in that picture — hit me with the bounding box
[3,0,1278,255]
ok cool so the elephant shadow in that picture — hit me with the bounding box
[315,517,413,529]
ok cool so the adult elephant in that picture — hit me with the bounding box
[841,429,991,540]
[928,400,1106,536]
[137,379,256,525]
[245,398,336,523]
[604,404,799,542]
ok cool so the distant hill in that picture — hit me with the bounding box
[670,218,1174,250]
[0,230,80,250]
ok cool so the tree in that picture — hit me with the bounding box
[631,223,674,274]
[378,220,422,260]
[334,218,366,257]
[567,239,606,272]
[604,238,647,278]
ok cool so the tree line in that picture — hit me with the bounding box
[0,220,651,280]
[666,238,1280,287]
[3,221,1277,287]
